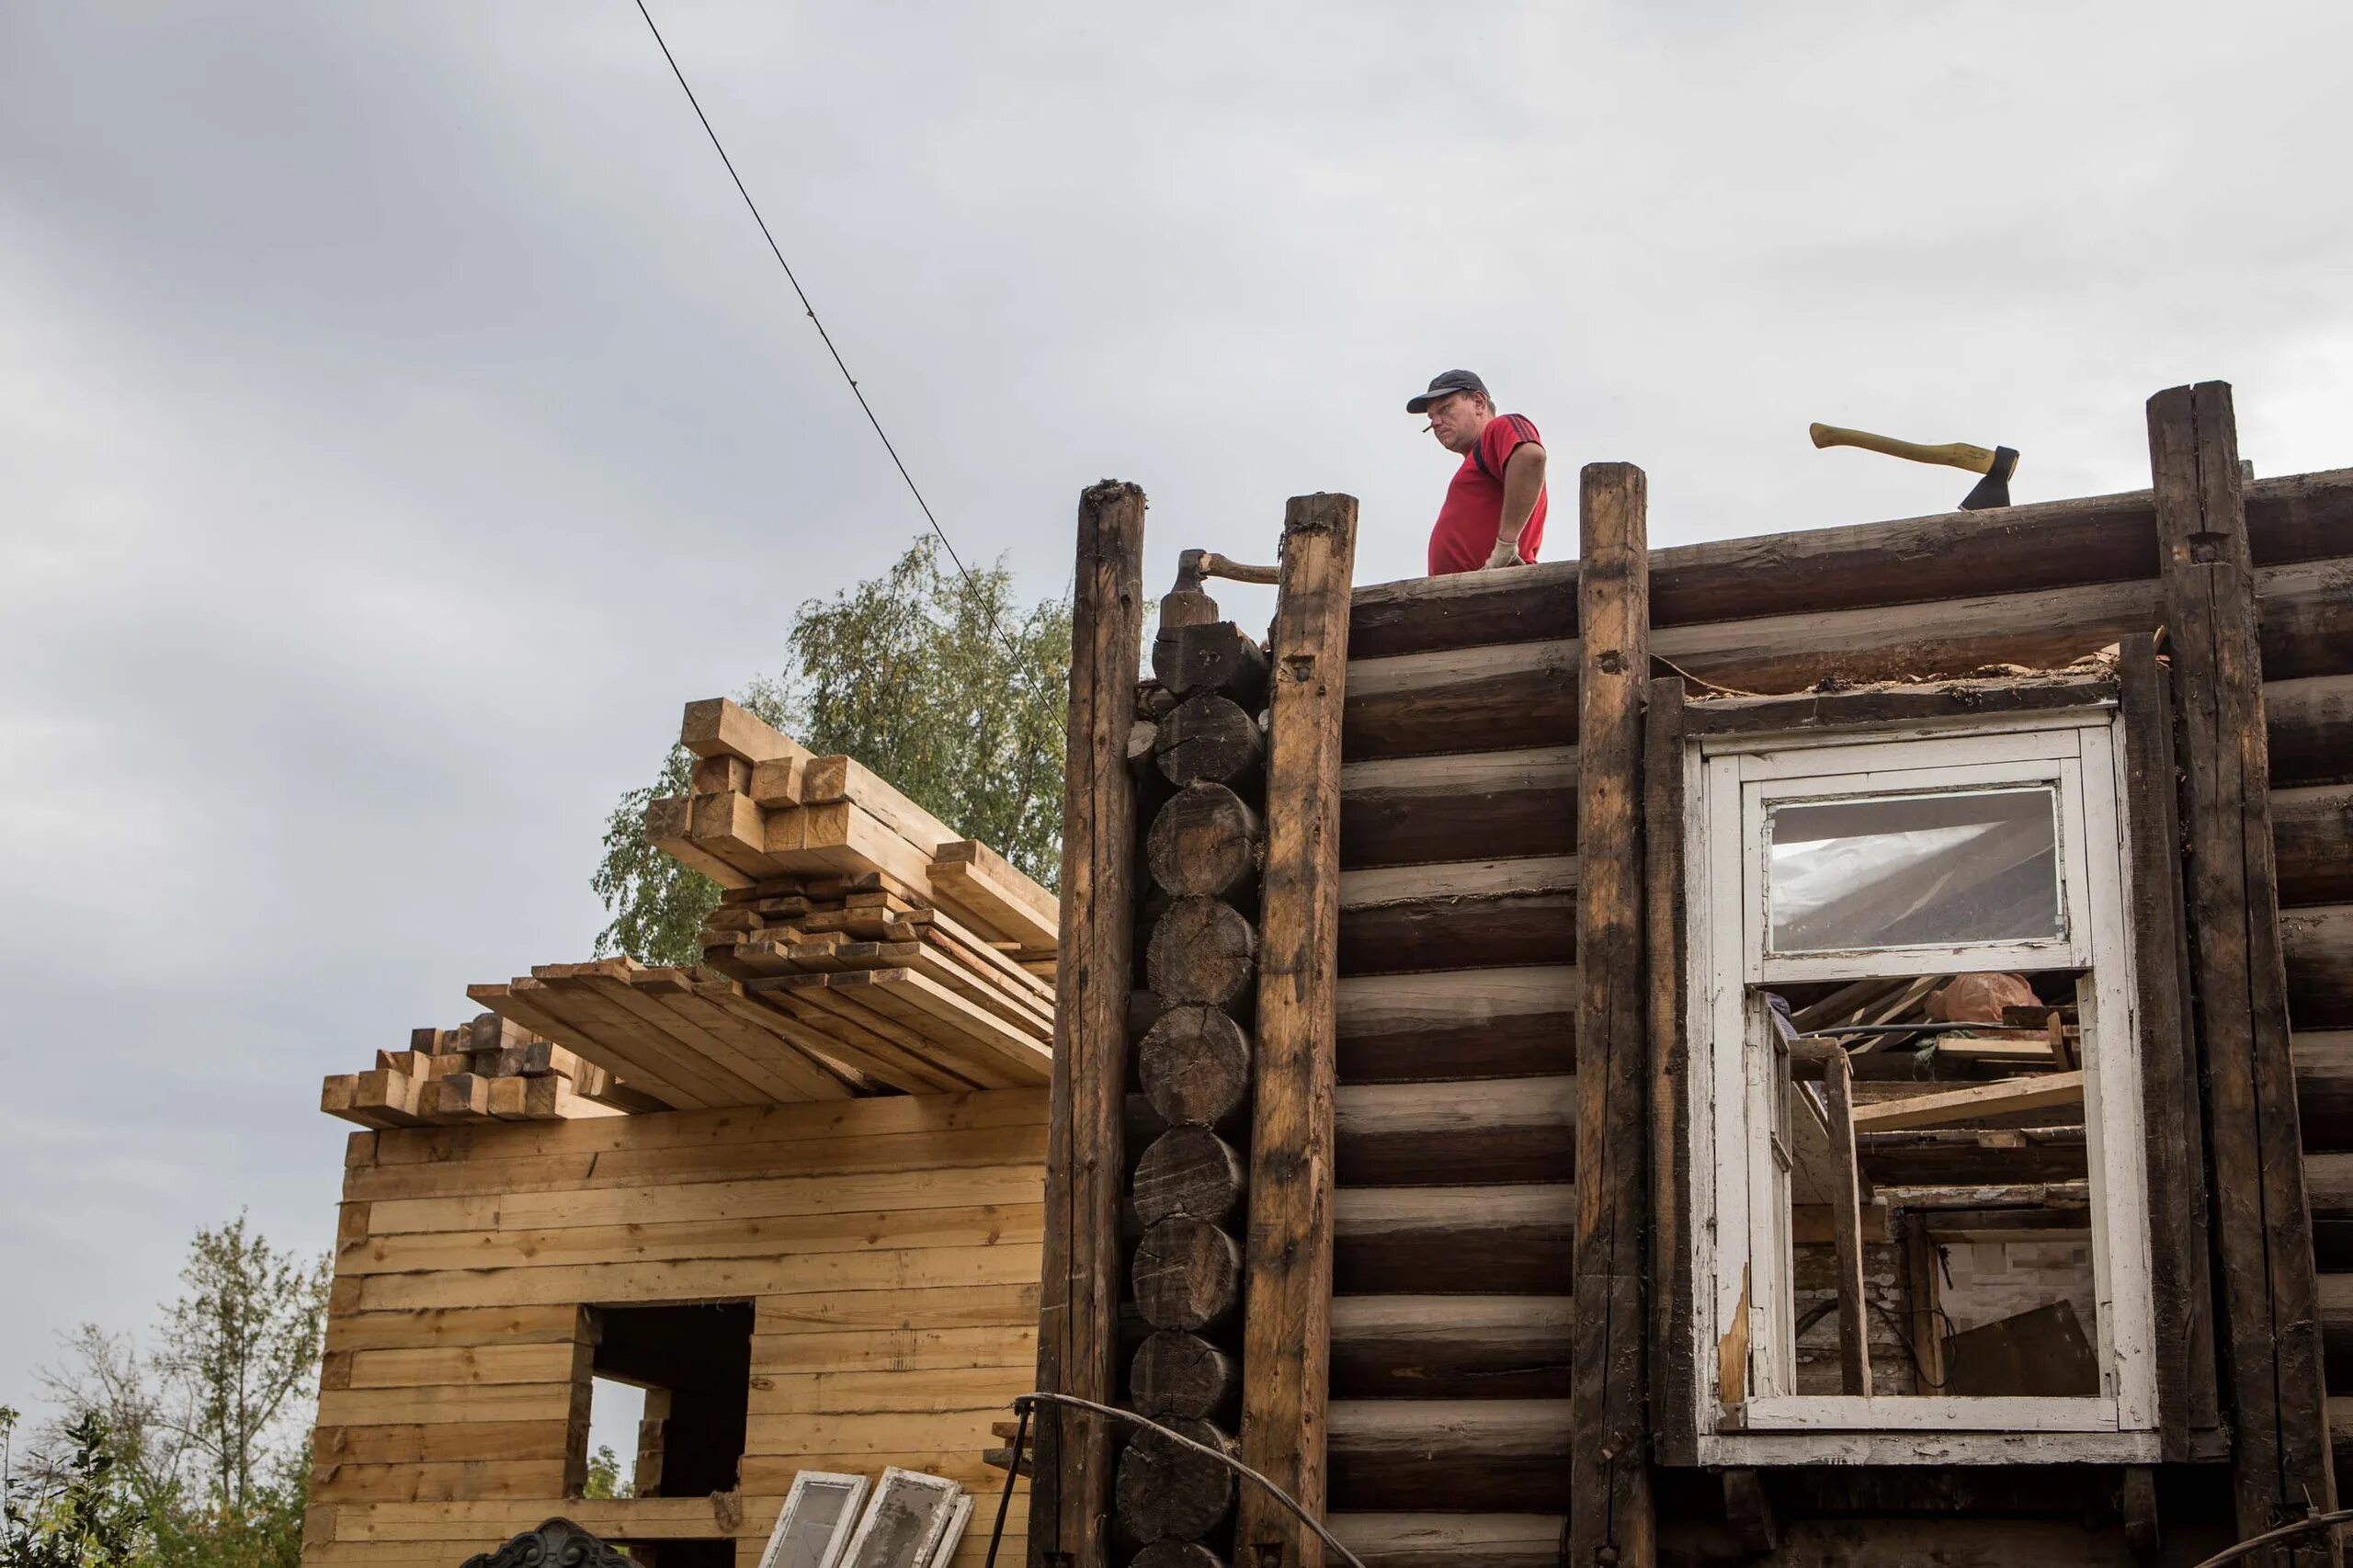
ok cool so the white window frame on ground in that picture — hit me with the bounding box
[1685,710,2159,1465]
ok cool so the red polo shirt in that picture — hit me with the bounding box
[1427,414,1547,575]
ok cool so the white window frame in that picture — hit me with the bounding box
[1685,709,2159,1465]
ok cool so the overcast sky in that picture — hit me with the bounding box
[4,1,2349,1426]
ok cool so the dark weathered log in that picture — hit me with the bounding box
[1340,745,1577,871]
[1114,1415,1236,1544]
[1138,1005,1252,1130]
[1337,858,1577,977]
[1145,896,1257,1010]
[1145,783,1264,902]
[1682,673,2116,739]
[1326,1399,1572,1513]
[2259,557,2353,682]
[2321,1271,2353,1387]
[2277,786,2353,907]
[1133,1216,1243,1332]
[1333,1186,1574,1296]
[1236,492,1356,1568]
[1034,480,1146,1568]
[2309,1155,2353,1269]
[1128,1543,1227,1568]
[1325,1513,1567,1568]
[1127,720,1160,779]
[1572,460,1654,1568]
[1130,1329,1239,1421]
[2287,905,2353,1030]
[2269,673,2353,788]
[1327,1295,1572,1400]
[1343,640,1578,762]
[1132,1126,1247,1228]
[1336,966,1577,1083]
[1156,694,1267,790]
[2300,1032,2353,1152]
[1153,620,1270,708]
[1336,1077,1575,1187]
[1855,1126,2087,1186]
[1341,469,2352,659]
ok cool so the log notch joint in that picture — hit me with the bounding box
[1238,494,1359,1568]
[2150,383,2337,1556]
[1572,463,1656,1567]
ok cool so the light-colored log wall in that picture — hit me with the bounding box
[301,1090,1045,1568]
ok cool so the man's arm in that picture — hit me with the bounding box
[1485,442,1547,568]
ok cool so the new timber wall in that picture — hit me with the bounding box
[301,1090,1045,1568]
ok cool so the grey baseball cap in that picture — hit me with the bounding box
[1406,369,1489,414]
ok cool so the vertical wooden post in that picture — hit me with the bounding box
[2148,383,2335,1562]
[1236,493,1358,1568]
[1900,1216,1947,1396]
[1033,481,1147,1568]
[1820,1046,1871,1397]
[2119,631,2221,1457]
[1571,463,1654,1568]
[1643,676,1698,1465]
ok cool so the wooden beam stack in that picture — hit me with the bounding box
[647,698,1059,970]
[319,1012,638,1128]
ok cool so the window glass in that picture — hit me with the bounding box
[1766,787,2063,954]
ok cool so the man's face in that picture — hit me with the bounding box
[1425,391,1487,455]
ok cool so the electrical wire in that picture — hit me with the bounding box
[629,0,1028,663]
[988,1392,1373,1568]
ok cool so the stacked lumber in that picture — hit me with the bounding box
[637,698,1058,1095]
[320,1013,637,1129]
[699,872,1055,1094]
[467,960,871,1110]
[644,698,1058,973]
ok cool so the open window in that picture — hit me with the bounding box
[571,1301,754,1564]
[1684,713,2161,1462]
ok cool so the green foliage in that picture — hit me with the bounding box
[3,1409,146,1566]
[19,1219,329,1568]
[580,1445,631,1501]
[596,536,1072,965]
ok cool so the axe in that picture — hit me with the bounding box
[1161,548,1279,631]
[1809,423,2018,510]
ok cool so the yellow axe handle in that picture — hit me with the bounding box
[1199,551,1279,585]
[1809,423,1998,476]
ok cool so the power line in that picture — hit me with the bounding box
[630,0,1026,657]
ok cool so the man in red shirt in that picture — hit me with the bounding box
[1407,369,1549,575]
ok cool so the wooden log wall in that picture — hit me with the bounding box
[1119,585,1280,1561]
[300,1091,1045,1568]
[1327,419,2353,1562]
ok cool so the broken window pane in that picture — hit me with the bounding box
[1767,788,2063,955]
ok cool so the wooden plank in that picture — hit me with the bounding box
[801,753,963,858]
[2120,631,2220,1451]
[1570,460,1654,1568]
[2302,1032,2353,1153]
[932,839,1060,952]
[352,1241,1040,1312]
[1336,1077,1574,1187]
[2150,381,2336,1550]
[1336,966,1577,1083]
[1846,1071,2086,1132]
[1820,1044,1871,1397]
[680,696,813,767]
[1344,639,1578,762]
[1339,744,1577,871]
[1679,672,2117,738]
[1643,675,1698,1464]
[1237,491,1358,1568]
[1030,479,1145,1568]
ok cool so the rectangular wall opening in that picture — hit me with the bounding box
[572,1301,754,1501]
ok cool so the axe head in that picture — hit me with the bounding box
[1959,446,2018,510]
